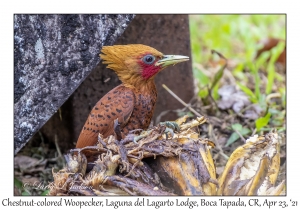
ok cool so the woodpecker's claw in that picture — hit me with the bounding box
[165,127,175,138]
[159,121,180,139]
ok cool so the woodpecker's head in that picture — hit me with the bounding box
[100,44,189,85]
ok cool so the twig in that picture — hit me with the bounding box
[38,131,45,144]
[162,84,202,117]
[207,85,220,111]
[155,109,172,125]
[232,128,246,143]
[251,128,257,137]
[125,151,143,177]
[224,103,256,122]
[207,50,228,111]
[266,92,281,104]
[38,131,46,156]
[155,95,200,124]
[55,134,65,167]
[211,50,228,60]
[208,124,229,160]
[58,108,62,121]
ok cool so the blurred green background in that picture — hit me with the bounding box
[189,15,285,64]
[189,14,286,144]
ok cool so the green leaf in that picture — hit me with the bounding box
[270,41,285,63]
[232,123,242,131]
[247,61,261,100]
[275,72,284,82]
[233,63,245,79]
[272,120,283,127]
[280,88,286,108]
[237,82,257,103]
[255,51,270,68]
[193,68,210,85]
[210,62,225,90]
[199,88,208,99]
[41,190,50,196]
[22,191,31,196]
[268,108,280,115]
[266,41,285,94]
[212,83,220,100]
[14,178,23,190]
[255,112,272,131]
[258,94,267,110]
[266,64,275,94]
[226,124,251,146]
[278,127,286,133]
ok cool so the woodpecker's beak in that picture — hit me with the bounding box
[155,55,189,68]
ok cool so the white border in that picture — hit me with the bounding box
[2,0,299,209]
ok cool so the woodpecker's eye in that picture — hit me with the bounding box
[142,55,155,65]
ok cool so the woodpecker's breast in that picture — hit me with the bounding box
[122,86,157,134]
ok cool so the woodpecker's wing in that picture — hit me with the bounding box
[76,85,135,148]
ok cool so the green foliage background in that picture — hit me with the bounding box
[189,15,286,142]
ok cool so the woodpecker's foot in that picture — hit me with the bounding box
[159,121,180,139]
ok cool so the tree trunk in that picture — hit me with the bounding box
[14,14,135,154]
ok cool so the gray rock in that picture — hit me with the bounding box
[14,14,135,154]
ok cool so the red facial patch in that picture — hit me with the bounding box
[140,62,161,79]
[138,53,162,80]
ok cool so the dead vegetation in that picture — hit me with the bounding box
[47,116,284,196]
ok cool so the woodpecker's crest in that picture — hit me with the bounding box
[100,44,189,86]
